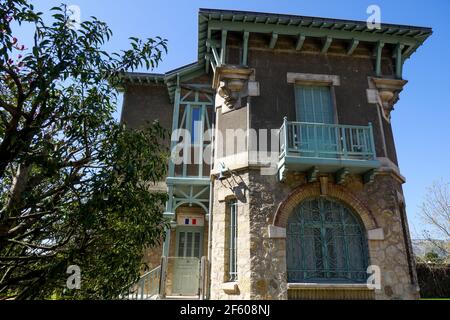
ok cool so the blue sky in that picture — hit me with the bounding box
[14,0,450,237]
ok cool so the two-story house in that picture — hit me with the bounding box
[119,8,432,300]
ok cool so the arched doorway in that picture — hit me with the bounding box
[286,197,369,283]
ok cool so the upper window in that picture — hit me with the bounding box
[295,85,334,124]
[286,197,369,283]
[190,106,203,145]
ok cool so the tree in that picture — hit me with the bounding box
[423,251,444,264]
[0,0,169,299]
[419,179,450,263]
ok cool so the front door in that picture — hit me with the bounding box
[173,227,203,295]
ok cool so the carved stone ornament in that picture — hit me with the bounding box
[371,77,408,122]
[213,65,257,112]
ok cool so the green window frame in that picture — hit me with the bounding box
[286,197,369,283]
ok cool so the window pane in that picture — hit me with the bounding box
[194,232,201,258]
[191,107,202,144]
[178,232,185,257]
[186,232,193,257]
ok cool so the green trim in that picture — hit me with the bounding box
[206,20,424,47]
[221,30,228,64]
[346,39,359,55]
[295,34,306,51]
[283,156,381,170]
[242,31,250,65]
[199,8,432,39]
[321,36,332,54]
[394,43,405,78]
[166,177,210,186]
[375,41,385,77]
[269,32,278,49]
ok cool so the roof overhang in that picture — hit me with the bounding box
[199,8,432,60]
[120,9,432,102]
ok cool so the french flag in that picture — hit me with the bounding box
[184,218,197,225]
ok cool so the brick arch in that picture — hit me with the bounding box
[272,182,378,231]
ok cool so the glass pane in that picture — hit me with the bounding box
[178,232,185,257]
[186,232,193,257]
[191,107,202,144]
[193,232,201,258]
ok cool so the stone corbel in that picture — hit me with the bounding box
[370,77,408,122]
[267,225,286,239]
[213,65,259,113]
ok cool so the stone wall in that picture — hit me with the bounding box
[210,172,252,299]
[209,168,419,300]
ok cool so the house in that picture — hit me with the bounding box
[119,8,432,300]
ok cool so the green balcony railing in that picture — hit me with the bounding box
[279,119,377,162]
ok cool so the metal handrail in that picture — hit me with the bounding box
[125,265,161,300]
[279,120,376,161]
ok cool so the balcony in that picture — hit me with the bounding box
[278,119,380,181]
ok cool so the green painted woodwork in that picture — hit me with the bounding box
[346,38,359,55]
[295,34,306,50]
[221,30,228,64]
[321,36,333,54]
[375,41,385,77]
[278,120,379,179]
[242,31,249,65]
[269,32,278,49]
[206,20,424,47]
[281,121,377,160]
[394,43,405,79]
[286,197,369,283]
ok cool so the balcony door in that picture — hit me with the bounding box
[294,86,338,158]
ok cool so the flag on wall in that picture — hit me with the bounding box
[184,218,197,225]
